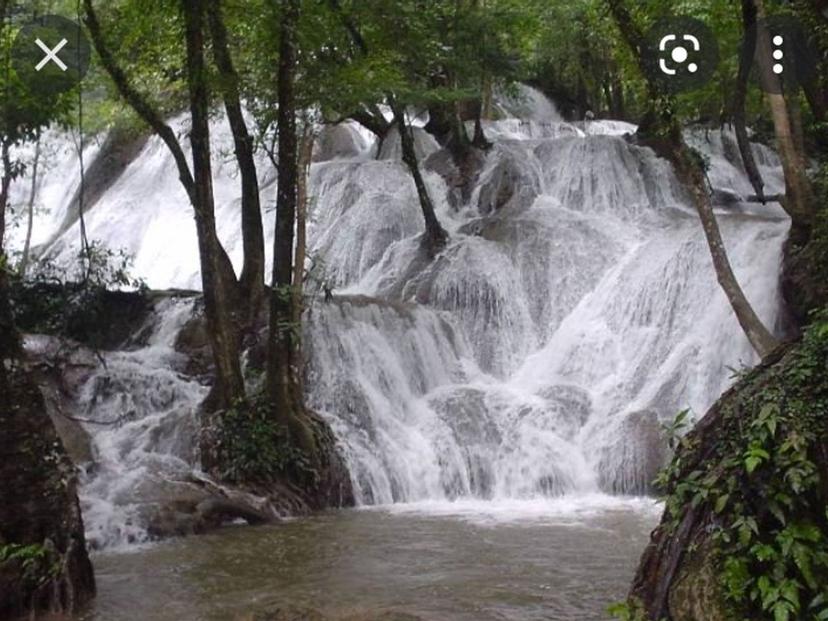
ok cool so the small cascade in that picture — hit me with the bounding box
[76,298,208,548]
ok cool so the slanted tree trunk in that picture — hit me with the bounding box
[753,0,815,244]
[735,0,766,203]
[19,135,41,278]
[84,0,245,408]
[671,148,780,357]
[206,0,266,320]
[326,0,449,254]
[607,0,780,359]
[390,100,449,257]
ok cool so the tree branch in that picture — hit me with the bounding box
[82,0,197,205]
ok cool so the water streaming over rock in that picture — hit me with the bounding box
[10,85,790,545]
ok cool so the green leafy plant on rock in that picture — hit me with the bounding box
[650,313,828,621]
[209,396,317,485]
[0,543,59,590]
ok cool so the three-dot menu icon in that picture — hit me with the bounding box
[772,35,784,75]
[749,16,818,94]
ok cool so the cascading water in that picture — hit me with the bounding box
[10,85,790,546]
[75,298,208,549]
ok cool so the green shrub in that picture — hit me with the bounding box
[212,396,314,484]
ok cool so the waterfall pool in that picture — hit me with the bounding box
[78,496,660,621]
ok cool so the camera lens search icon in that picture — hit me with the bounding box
[659,34,702,75]
[645,17,718,93]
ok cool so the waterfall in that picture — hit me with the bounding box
[9,86,790,545]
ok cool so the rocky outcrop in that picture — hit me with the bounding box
[0,366,95,618]
[624,321,828,621]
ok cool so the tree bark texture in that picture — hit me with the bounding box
[206,0,266,318]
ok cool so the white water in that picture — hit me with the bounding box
[9,85,790,545]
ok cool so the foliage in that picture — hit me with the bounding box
[7,241,146,345]
[0,543,59,589]
[652,314,828,621]
[210,395,317,484]
[608,598,660,621]
[660,408,692,451]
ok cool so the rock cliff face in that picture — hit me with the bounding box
[0,365,95,618]
[625,320,828,621]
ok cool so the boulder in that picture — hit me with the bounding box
[597,410,669,495]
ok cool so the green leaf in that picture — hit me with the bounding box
[773,600,793,621]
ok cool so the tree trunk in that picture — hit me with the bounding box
[268,0,309,444]
[325,0,455,248]
[611,73,626,119]
[607,0,780,359]
[182,0,246,407]
[390,99,449,257]
[481,73,493,120]
[0,141,17,365]
[753,0,815,244]
[19,135,41,278]
[289,125,314,399]
[206,0,266,320]
[85,0,245,408]
[293,125,314,323]
[673,148,780,358]
[0,142,10,258]
[735,0,765,203]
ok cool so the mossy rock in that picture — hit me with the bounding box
[623,316,828,621]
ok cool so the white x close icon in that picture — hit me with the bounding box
[35,37,68,72]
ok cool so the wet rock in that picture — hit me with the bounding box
[41,381,94,465]
[143,486,275,539]
[23,336,98,466]
[476,152,530,214]
[173,304,213,377]
[378,127,440,161]
[710,187,742,206]
[423,147,487,209]
[597,410,668,495]
[38,125,150,248]
[536,385,592,440]
[668,540,729,621]
[313,123,371,162]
